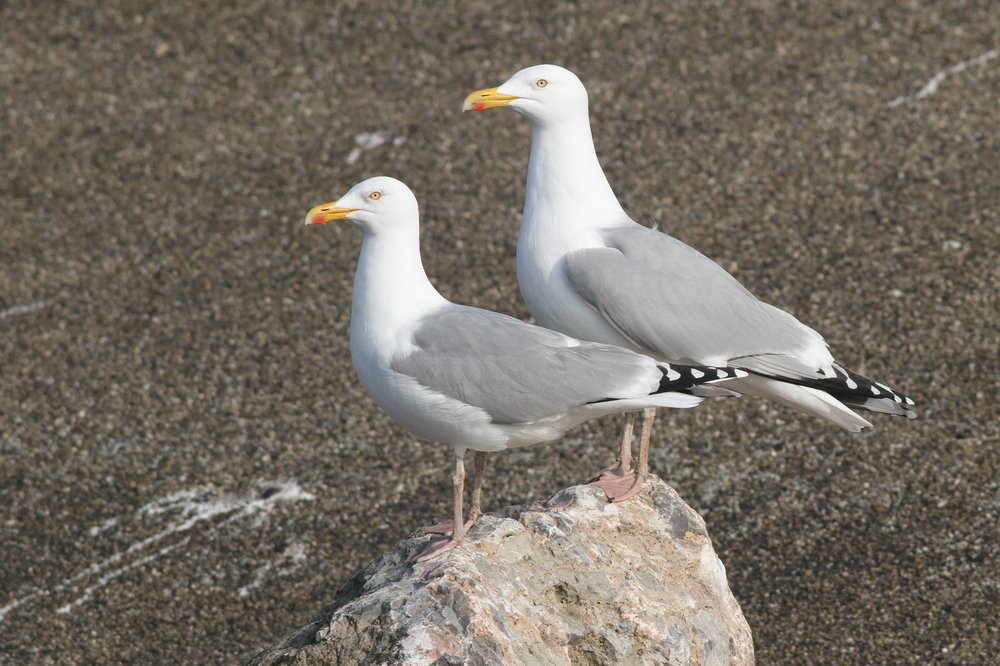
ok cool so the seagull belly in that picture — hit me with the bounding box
[359,365,510,452]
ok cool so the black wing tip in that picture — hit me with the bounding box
[756,363,916,414]
[657,363,747,393]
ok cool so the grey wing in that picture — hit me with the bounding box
[564,225,835,378]
[391,305,660,424]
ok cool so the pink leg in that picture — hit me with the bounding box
[417,453,466,562]
[594,408,656,503]
[636,407,655,478]
[468,452,489,523]
[421,451,488,534]
[588,411,636,485]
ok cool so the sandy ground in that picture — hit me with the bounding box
[1,1,997,663]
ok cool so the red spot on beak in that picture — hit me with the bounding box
[471,102,485,112]
[312,215,325,225]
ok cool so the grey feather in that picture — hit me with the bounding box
[687,384,742,398]
[564,226,831,372]
[391,305,660,424]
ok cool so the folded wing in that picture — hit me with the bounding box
[565,225,835,379]
[392,305,671,424]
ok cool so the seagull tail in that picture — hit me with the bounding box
[725,375,876,432]
[747,363,916,420]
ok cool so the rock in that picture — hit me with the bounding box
[250,478,754,665]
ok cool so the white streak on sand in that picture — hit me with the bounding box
[0,300,51,320]
[0,592,42,623]
[89,515,120,537]
[345,131,405,164]
[56,539,190,615]
[238,541,308,599]
[889,49,998,107]
[0,481,315,621]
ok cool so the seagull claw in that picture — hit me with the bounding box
[591,472,647,502]
[420,518,474,536]
[415,535,458,562]
[586,459,633,484]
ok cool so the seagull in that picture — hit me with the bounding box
[463,64,916,498]
[305,176,748,560]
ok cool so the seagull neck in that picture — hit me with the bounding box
[353,229,446,330]
[525,117,626,226]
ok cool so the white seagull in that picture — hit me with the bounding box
[463,64,916,499]
[305,176,747,560]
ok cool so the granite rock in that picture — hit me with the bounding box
[251,479,753,665]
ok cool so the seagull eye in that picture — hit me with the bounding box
[368,191,382,201]
[536,79,548,88]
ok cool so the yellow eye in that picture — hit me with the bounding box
[368,191,382,201]
[536,79,548,88]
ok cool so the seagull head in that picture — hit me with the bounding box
[304,176,419,235]
[463,64,588,126]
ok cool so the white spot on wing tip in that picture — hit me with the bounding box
[690,369,704,378]
[845,378,858,390]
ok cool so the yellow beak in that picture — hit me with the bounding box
[305,203,357,226]
[463,87,519,112]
